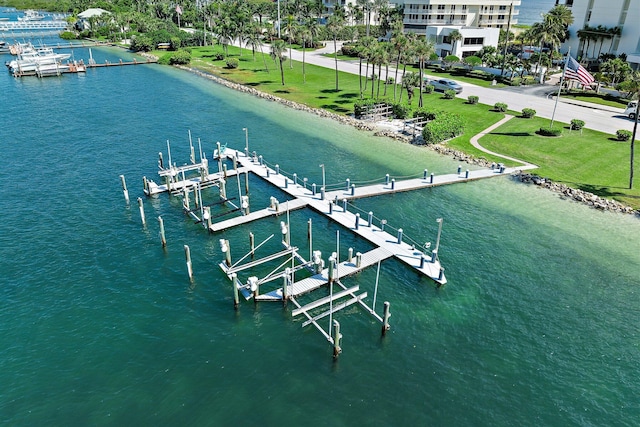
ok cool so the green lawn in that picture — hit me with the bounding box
[184,46,640,210]
[479,117,639,208]
[560,92,630,109]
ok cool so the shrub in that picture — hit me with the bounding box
[225,58,239,69]
[522,108,536,118]
[340,43,359,57]
[392,103,410,120]
[386,77,395,84]
[616,130,632,141]
[422,111,464,144]
[443,89,456,99]
[213,52,225,60]
[494,102,508,112]
[414,108,440,121]
[170,37,181,50]
[538,127,562,137]
[522,76,537,85]
[570,119,585,130]
[423,84,434,94]
[467,95,479,104]
[60,31,77,40]
[168,49,191,65]
[130,35,153,52]
[510,77,522,86]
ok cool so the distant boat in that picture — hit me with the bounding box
[6,45,70,76]
[17,10,45,21]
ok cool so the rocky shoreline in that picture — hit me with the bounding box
[176,65,639,217]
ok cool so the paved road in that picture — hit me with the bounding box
[235,40,636,134]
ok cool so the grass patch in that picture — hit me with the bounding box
[479,117,639,208]
[560,91,630,108]
[184,44,639,209]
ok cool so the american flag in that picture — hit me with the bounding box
[564,55,594,86]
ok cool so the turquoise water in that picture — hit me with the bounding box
[0,45,639,426]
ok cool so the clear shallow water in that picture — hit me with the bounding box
[0,43,639,426]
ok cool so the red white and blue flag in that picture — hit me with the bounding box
[564,55,594,86]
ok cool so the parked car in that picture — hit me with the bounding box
[624,101,637,120]
[425,78,463,94]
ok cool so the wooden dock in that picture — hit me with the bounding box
[209,198,308,232]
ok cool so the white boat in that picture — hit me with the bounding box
[17,10,45,21]
[6,47,70,76]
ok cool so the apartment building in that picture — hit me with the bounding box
[391,0,521,33]
[557,0,640,69]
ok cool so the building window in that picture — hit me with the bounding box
[462,5,467,11]
[443,35,451,44]
[498,15,505,20]
[451,5,456,11]
[437,14,444,20]
[463,37,484,45]
[499,5,506,11]
[438,4,445,10]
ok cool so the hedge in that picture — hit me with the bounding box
[616,130,632,141]
[570,119,585,130]
[521,108,536,118]
[494,102,508,112]
[422,111,464,144]
[538,127,562,137]
[467,95,479,104]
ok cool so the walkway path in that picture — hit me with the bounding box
[469,114,538,169]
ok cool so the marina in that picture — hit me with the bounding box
[132,131,541,355]
[1,40,638,425]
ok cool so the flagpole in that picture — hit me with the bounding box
[550,46,570,128]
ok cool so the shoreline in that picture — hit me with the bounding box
[175,64,639,217]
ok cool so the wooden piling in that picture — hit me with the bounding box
[184,245,193,281]
[382,301,391,336]
[231,273,239,310]
[333,320,342,358]
[137,197,146,226]
[119,175,129,204]
[158,216,166,247]
[249,232,255,258]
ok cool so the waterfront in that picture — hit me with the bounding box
[0,45,639,426]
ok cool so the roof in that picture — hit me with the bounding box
[77,8,110,19]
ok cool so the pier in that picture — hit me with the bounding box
[132,135,536,356]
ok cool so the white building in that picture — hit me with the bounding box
[557,0,640,70]
[391,0,521,33]
[76,8,111,31]
[427,25,500,57]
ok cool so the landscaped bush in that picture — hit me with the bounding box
[60,31,77,40]
[467,95,479,104]
[616,129,632,141]
[414,108,440,121]
[422,112,464,144]
[443,89,456,99]
[538,127,562,137]
[392,103,410,120]
[494,102,508,112]
[522,108,536,118]
[570,119,585,130]
[225,58,239,69]
[469,70,494,80]
[340,43,359,57]
[509,77,522,86]
[522,76,537,85]
[213,52,225,60]
[423,84,434,93]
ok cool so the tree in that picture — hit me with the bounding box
[299,26,312,82]
[326,15,345,91]
[623,71,640,189]
[284,15,297,69]
[245,22,269,72]
[270,39,287,85]
[601,58,632,85]
[413,37,434,107]
[402,71,420,105]
[531,14,563,82]
[448,29,462,57]
[390,22,407,101]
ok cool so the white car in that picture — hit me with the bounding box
[425,78,463,94]
[624,101,637,120]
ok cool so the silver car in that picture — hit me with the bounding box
[426,78,463,94]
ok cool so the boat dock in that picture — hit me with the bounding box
[128,136,536,356]
[0,20,67,31]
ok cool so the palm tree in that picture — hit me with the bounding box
[402,71,420,105]
[284,15,297,69]
[390,22,407,101]
[299,26,312,82]
[358,36,375,93]
[620,71,640,188]
[413,37,434,107]
[531,14,563,82]
[326,15,345,91]
[270,39,287,85]
[448,29,462,57]
[246,23,269,72]
[398,32,417,103]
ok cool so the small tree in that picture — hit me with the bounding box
[570,119,585,131]
[494,102,508,112]
[402,72,420,105]
[521,108,536,118]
